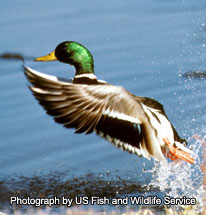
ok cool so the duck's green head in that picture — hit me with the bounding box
[35,41,94,75]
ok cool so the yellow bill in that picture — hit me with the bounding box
[34,51,57,61]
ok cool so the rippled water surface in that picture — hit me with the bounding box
[1,0,206,214]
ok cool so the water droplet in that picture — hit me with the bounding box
[148,139,203,211]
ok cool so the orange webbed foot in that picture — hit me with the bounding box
[163,138,195,164]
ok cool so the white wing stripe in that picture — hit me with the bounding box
[102,109,141,124]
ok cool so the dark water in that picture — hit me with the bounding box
[1,0,206,214]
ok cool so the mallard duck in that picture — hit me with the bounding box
[24,41,194,164]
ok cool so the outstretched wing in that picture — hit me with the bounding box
[24,67,166,160]
[24,66,140,131]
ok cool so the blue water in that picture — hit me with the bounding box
[1,0,206,213]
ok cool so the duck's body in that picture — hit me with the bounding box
[24,41,194,164]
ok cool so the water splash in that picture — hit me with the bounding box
[148,136,205,211]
